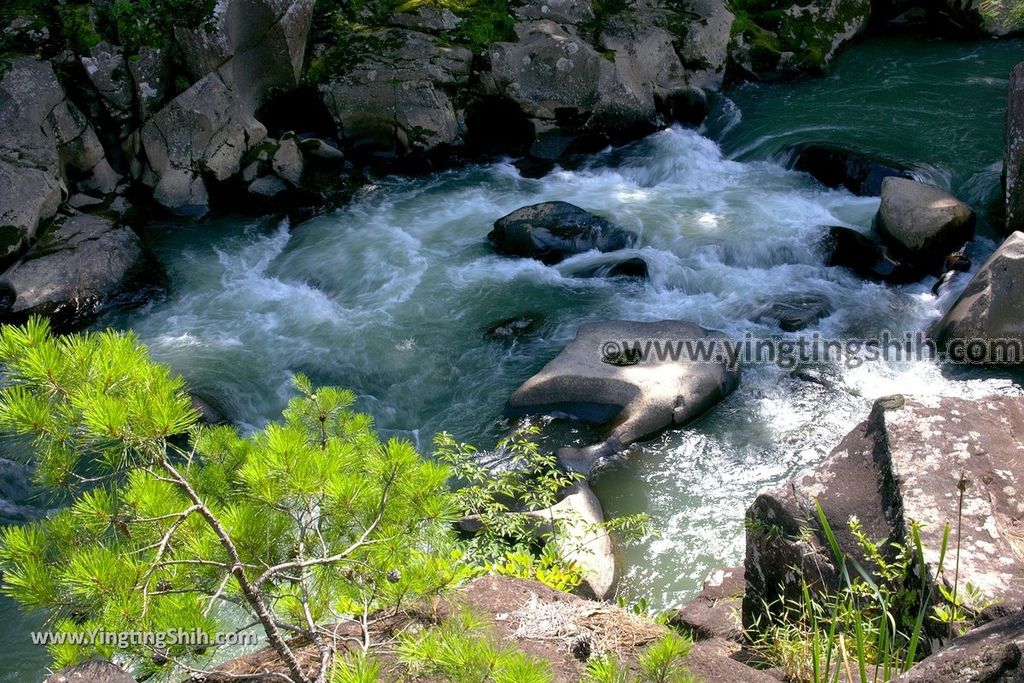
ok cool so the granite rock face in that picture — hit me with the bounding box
[744,395,1024,629]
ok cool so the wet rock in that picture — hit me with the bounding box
[484,315,543,340]
[299,137,345,162]
[392,5,463,32]
[1006,63,1024,236]
[897,609,1024,682]
[0,215,157,331]
[489,202,636,264]
[320,29,471,158]
[874,177,976,271]
[786,144,913,196]
[931,231,1024,364]
[513,129,608,178]
[569,257,649,280]
[728,0,870,79]
[44,660,134,683]
[755,294,831,332]
[248,175,289,199]
[821,226,921,284]
[0,59,123,262]
[744,395,1024,630]
[506,320,740,475]
[141,73,267,216]
[672,567,745,642]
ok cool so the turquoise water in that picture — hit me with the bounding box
[2,34,1023,680]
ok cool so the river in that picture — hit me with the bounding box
[2,33,1023,681]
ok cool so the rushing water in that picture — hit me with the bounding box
[3,34,1024,680]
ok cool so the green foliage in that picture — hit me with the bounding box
[396,608,555,682]
[583,633,696,683]
[109,0,216,53]
[488,544,583,592]
[0,319,460,681]
[747,501,941,683]
[331,651,382,683]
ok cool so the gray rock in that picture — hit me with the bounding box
[512,0,594,26]
[321,29,471,156]
[81,41,135,128]
[755,294,831,332]
[0,58,118,261]
[272,135,304,185]
[674,0,734,91]
[44,660,134,683]
[299,137,345,162]
[392,5,464,32]
[897,609,1024,682]
[248,174,289,198]
[175,0,315,111]
[141,73,267,216]
[488,201,636,264]
[874,177,976,269]
[1006,63,1024,236]
[128,47,172,121]
[0,215,154,331]
[506,320,740,475]
[743,395,1024,630]
[931,231,1024,365]
[822,225,921,284]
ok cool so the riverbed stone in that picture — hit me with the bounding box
[744,395,1024,630]
[821,226,920,283]
[787,144,913,196]
[0,215,156,331]
[931,231,1024,364]
[489,202,636,264]
[874,177,976,270]
[755,294,832,332]
[506,320,740,475]
[1006,63,1024,236]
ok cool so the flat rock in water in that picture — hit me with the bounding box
[744,395,1024,630]
[505,320,739,475]
[489,201,637,264]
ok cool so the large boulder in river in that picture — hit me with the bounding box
[873,177,976,271]
[931,231,1024,364]
[1006,63,1024,236]
[506,320,740,475]
[0,215,156,331]
[786,144,913,196]
[727,0,871,79]
[744,395,1024,629]
[320,29,472,157]
[489,202,637,264]
[0,58,119,262]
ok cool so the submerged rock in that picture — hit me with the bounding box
[506,320,740,475]
[489,202,636,264]
[873,177,976,271]
[821,226,921,283]
[931,231,1024,365]
[484,314,543,340]
[1006,63,1024,236]
[786,144,913,196]
[755,294,832,332]
[744,395,1024,630]
[0,215,157,331]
